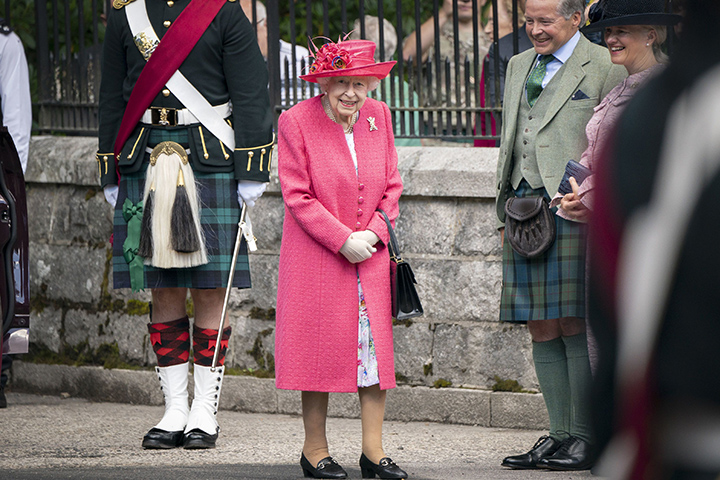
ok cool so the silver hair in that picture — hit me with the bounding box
[317,76,380,92]
[647,25,670,64]
[557,0,585,24]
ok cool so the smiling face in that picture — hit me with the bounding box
[525,0,582,56]
[604,25,657,75]
[324,76,370,124]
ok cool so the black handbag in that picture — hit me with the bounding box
[377,209,424,320]
[504,196,556,259]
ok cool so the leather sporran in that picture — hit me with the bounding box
[504,196,556,258]
[378,209,424,320]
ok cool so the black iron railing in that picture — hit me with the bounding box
[27,0,536,143]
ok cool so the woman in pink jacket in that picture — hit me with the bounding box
[276,38,407,479]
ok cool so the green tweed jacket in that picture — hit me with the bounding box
[495,34,626,226]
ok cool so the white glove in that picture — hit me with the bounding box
[237,181,267,207]
[103,185,119,208]
[350,230,380,247]
[339,236,376,264]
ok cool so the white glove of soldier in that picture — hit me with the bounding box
[339,236,376,264]
[237,180,267,207]
[104,185,119,208]
[350,230,380,247]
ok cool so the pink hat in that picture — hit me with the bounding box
[299,39,396,83]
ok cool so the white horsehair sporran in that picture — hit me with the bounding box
[140,141,208,268]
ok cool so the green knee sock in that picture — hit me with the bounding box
[562,332,593,444]
[532,338,571,441]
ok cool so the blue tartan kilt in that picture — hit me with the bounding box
[112,153,250,291]
[500,181,587,323]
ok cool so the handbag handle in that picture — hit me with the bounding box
[377,209,402,262]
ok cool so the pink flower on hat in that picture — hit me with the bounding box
[308,38,352,73]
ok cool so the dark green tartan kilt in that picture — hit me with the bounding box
[500,181,587,323]
[112,152,250,290]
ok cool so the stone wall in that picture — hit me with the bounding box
[26,136,538,392]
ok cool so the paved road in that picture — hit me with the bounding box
[0,393,599,479]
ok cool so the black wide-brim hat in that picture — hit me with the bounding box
[583,0,682,32]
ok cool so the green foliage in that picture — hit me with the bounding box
[395,371,409,383]
[491,375,529,393]
[433,378,452,388]
[24,341,144,370]
[126,299,150,316]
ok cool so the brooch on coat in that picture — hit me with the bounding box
[367,117,378,132]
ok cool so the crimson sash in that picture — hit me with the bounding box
[113,0,227,159]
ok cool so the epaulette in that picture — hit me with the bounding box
[112,0,137,9]
[0,18,12,36]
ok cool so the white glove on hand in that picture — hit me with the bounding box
[350,230,380,247]
[339,236,376,264]
[237,181,268,207]
[103,185,119,208]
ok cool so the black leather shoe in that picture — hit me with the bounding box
[538,436,594,471]
[501,435,562,469]
[359,453,408,479]
[182,428,218,449]
[141,428,184,449]
[0,388,6,409]
[300,453,347,479]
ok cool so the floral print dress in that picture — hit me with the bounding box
[345,132,380,388]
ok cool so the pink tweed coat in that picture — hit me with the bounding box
[275,95,403,393]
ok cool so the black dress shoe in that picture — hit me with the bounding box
[538,436,594,471]
[182,428,218,449]
[141,428,184,449]
[359,453,408,479]
[300,453,347,479]
[501,435,562,469]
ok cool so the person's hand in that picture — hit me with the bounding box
[350,230,379,247]
[559,177,590,221]
[499,227,505,248]
[103,185,118,208]
[339,236,376,264]
[237,181,267,207]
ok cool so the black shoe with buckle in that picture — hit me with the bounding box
[359,453,408,479]
[501,435,562,469]
[300,453,347,479]
[538,436,594,470]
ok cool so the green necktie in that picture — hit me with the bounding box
[526,55,554,107]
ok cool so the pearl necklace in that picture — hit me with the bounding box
[322,95,358,134]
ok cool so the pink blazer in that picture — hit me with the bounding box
[275,96,403,392]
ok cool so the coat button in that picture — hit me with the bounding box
[356,222,361,229]
[523,140,528,145]
[525,128,530,133]
[358,183,365,191]
[167,0,174,6]
[357,209,363,216]
[358,197,364,204]
[528,115,533,120]
[162,89,170,97]
[163,20,171,28]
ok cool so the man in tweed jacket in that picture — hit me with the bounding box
[495,0,625,471]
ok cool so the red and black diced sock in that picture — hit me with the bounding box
[147,316,190,367]
[192,325,232,367]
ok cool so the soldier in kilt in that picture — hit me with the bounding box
[96,0,273,450]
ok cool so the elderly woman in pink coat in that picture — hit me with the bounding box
[275,38,407,480]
